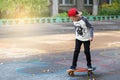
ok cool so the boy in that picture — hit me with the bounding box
[68,8,94,70]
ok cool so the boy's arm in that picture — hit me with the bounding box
[82,17,94,39]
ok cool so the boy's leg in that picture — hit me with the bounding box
[83,41,92,68]
[71,39,82,69]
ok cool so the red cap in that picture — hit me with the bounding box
[68,8,78,17]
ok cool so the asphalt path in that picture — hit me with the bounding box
[0,20,120,80]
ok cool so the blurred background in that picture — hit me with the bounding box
[0,0,120,19]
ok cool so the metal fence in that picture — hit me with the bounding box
[0,15,120,25]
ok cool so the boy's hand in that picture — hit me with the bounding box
[89,38,93,41]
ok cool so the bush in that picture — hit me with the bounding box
[56,12,68,17]
[99,2,120,15]
[82,10,91,16]
[0,0,50,19]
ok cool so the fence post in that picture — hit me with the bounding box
[118,15,120,19]
[2,19,8,25]
[88,16,94,21]
[0,19,2,25]
[109,16,112,20]
[104,16,108,20]
[50,17,54,23]
[113,16,117,20]
[55,17,62,23]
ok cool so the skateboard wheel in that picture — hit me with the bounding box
[92,78,96,80]
[68,71,74,76]
[88,79,95,80]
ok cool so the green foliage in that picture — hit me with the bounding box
[0,0,50,19]
[56,12,68,17]
[82,10,91,16]
[113,0,120,3]
[99,1,120,15]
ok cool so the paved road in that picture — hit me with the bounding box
[0,20,120,80]
[0,20,120,38]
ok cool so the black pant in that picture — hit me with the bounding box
[72,39,92,68]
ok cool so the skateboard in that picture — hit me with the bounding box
[67,67,96,80]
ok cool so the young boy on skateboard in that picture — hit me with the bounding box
[68,8,94,70]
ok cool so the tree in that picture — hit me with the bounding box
[0,0,50,19]
[50,0,58,16]
[92,0,99,16]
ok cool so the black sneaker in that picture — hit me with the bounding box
[70,66,76,70]
[87,65,93,70]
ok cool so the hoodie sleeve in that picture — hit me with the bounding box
[82,17,94,38]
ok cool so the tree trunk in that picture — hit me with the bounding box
[51,0,58,16]
[0,11,2,18]
[93,0,99,16]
